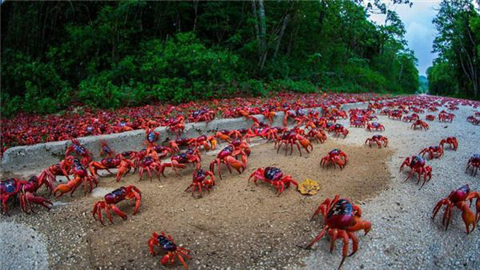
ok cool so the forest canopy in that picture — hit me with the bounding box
[1,0,419,116]
[428,0,480,99]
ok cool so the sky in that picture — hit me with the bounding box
[369,0,441,76]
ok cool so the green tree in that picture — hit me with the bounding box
[1,0,419,116]
[429,0,479,98]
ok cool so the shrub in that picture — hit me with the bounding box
[140,32,240,101]
[270,79,318,93]
[240,80,266,96]
[78,72,122,109]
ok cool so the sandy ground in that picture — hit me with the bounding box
[1,133,393,270]
[303,104,480,270]
[1,101,479,270]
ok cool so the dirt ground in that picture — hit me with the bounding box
[1,138,394,270]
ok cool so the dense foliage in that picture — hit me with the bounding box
[1,0,419,116]
[428,0,480,99]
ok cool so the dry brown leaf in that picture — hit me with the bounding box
[297,179,320,195]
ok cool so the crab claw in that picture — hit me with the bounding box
[53,177,82,197]
[224,156,246,173]
[53,184,74,198]
[475,199,480,224]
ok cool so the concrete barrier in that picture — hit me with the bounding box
[1,102,369,174]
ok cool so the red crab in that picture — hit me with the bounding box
[215,130,242,142]
[231,139,252,157]
[366,122,385,132]
[193,135,217,151]
[210,144,248,179]
[306,128,327,144]
[92,185,141,225]
[411,107,425,114]
[185,169,215,196]
[275,130,313,156]
[425,115,435,121]
[399,156,432,188]
[439,137,458,151]
[148,145,174,159]
[65,139,92,165]
[466,154,480,176]
[411,120,429,131]
[88,156,122,179]
[120,150,139,160]
[349,118,367,128]
[259,126,286,142]
[402,114,419,122]
[261,108,277,125]
[329,124,349,138]
[248,167,298,196]
[138,156,167,181]
[113,120,134,133]
[419,146,444,160]
[53,162,97,197]
[307,117,328,129]
[283,108,307,126]
[116,155,136,182]
[439,111,455,122]
[148,232,191,270]
[37,156,75,191]
[467,116,480,125]
[188,108,215,123]
[388,110,403,120]
[329,108,348,119]
[167,148,202,175]
[320,149,348,169]
[164,115,185,137]
[306,195,371,270]
[144,128,160,148]
[168,138,195,153]
[432,185,480,234]
[99,140,116,158]
[365,135,388,148]
[1,177,53,215]
[244,127,268,142]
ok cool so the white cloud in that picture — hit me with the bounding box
[369,0,441,75]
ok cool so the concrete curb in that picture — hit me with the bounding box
[1,102,369,174]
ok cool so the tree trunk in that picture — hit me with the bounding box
[286,9,299,57]
[251,0,261,57]
[258,0,267,70]
[273,14,289,59]
[193,0,199,32]
[398,62,403,81]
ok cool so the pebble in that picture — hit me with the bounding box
[302,102,480,270]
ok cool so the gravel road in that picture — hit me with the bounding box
[303,101,480,270]
[1,98,479,270]
[0,222,49,270]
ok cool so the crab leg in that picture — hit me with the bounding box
[132,191,141,215]
[104,206,115,224]
[295,141,302,156]
[276,182,285,196]
[443,203,454,229]
[329,229,339,252]
[305,226,328,249]
[110,205,128,221]
[95,205,106,225]
[337,231,351,270]
[22,192,52,213]
[347,231,359,257]
[458,201,476,234]
[177,253,190,270]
